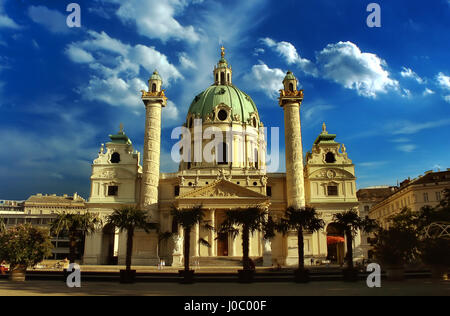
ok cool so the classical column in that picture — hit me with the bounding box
[194,223,200,257]
[82,230,103,265]
[262,212,272,266]
[279,71,305,209]
[209,209,216,256]
[279,71,306,266]
[136,70,167,265]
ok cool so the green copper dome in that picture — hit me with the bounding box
[187,84,259,124]
[149,70,162,82]
[283,70,296,82]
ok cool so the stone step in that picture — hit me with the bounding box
[192,256,263,267]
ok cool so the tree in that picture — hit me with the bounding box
[0,217,6,233]
[373,226,419,267]
[218,206,270,271]
[0,224,53,281]
[50,212,101,263]
[333,209,377,269]
[277,206,324,270]
[106,207,157,272]
[171,205,212,272]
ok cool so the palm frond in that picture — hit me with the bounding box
[198,238,211,248]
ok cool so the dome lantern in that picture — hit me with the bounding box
[213,46,232,85]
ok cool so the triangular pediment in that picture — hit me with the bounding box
[177,179,268,199]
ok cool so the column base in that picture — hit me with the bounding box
[285,256,299,266]
[172,254,183,267]
[83,255,100,265]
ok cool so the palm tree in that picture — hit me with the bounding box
[50,212,101,263]
[171,205,212,273]
[0,217,6,233]
[277,206,324,271]
[333,209,377,269]
[106,206,157,274]
[218,206,270,271]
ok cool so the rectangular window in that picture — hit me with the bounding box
[174,185,180,197]
[108,186,118,196]
[266,186,272,197]
[327,186,338,196]
[423,193,429,202]
[436,191,441,201]
[364,205,370,213]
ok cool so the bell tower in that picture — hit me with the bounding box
[279,71,306,208]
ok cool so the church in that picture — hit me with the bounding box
[82,48,360,267]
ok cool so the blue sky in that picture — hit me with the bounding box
[0,0,449,200]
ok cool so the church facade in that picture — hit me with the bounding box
[83,49,360,267]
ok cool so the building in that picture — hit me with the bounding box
[1,194,86,260]
[81,48,361,267]
[356,186,396,259]
[369,170,450,228]
[2,48,365,266]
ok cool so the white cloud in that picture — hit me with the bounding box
[246,62,285,98]
[390,137,410,143]
[423,88,435,96]
[82,76,147,108]
[397,144,416,153]
[400,67,424,83]
[359,161,388,168]
[260,39,399,98]
[178,52,196,70]
[401,88,412,98]
[444,95,450,103]
[316,41,399,98]
[436,72,450,90]
[162,100,181,126]
[66,31,182,110]
[28,5,69,34]
[253,48,265,56]
[101,0,200,43]
[65,45,94,63]
[388,119,450,135]
[261,38,317,76]
[0,1,20,29]
[302,103,334,128]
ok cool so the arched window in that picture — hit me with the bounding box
[188,117,193,128]
[110,152,120,163]
[289,83,294,91]
[227,73,230,83]
[216,73,218,83]
[220,72,225,85]
[325,152,336,163]
[254,148,258,169]
[218,142,228,165]
[151,83,157,92]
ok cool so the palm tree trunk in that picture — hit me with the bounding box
[298,228,304,270]
[242,225,250,270]
[126,227,134,271]
[69,230,76,264]
[184,227,191,271]
[345,229,353,269]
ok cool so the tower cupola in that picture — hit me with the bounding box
[148,70,163,92]
[283,70,298,92]
[213,46,232,85]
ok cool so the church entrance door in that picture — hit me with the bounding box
[216,211,228,256]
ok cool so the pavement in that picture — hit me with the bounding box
[0,279,449,296]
